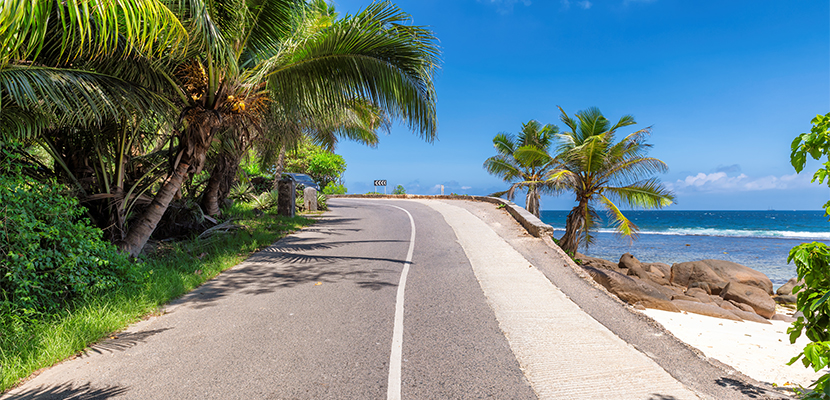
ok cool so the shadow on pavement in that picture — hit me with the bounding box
[5,382,128,399]
[176,221,410,309]
[647,395,681,400]
[715,377,784,399]
[82,328,172,357]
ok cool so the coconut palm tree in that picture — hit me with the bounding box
[483,120,559,217]
[117,0,440,255]
[549,106,675,255]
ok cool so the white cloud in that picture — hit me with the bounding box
[623,0,657,4]
[668,172,812,193]
[578,1,592,9]
[461,186,473,190]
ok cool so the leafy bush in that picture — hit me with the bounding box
[392,185,406,195]
[787,243,830,398]
[317,193,328,211]
[788,113,830,398]
[323,182,347,195]
[0,175,138,318]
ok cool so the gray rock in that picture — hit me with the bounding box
[771,314,797,323]
[584,266,680,312]
[720,282,776,319]
[776,278,804,296]
[672,300,742,321]
[671,259,773,294]
[773,294,797,305]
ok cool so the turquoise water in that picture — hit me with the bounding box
[540,210,830,286]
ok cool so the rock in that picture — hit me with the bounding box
[578,254,622,272]
[772,314,797,323]
[685,288,714,303]
[672,260,773,295]
[720,282,776,319]
[672,294,702,303]
[584,266,679,312]
[671,261,727,290]
[619,253,652,281]
[688,282,713,295]
[671,300,742,321]
[730,309,772,324]
[728,300,756,313]
[776,278,804,296]
[633,303,646,310]
[644,263,671,279]
[774,294,797,305]
[720,301,740,312]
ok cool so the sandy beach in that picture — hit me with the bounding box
[641,307,824,389]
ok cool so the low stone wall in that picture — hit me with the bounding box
[327,194,554,238]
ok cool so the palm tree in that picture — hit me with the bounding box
[483,120,559,217]
[549,106,675,255]
[118,0,440,256]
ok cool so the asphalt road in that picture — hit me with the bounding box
[2,198,789,399]
[3,199,534,399]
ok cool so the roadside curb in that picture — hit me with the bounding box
[328,194,555,238]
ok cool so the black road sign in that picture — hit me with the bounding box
[374,180,387,186]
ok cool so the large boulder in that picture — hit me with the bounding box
[644,263,671,280]
[671,260,773,295]
[776,278,804,296]
[720,282,776,319]
[671,300,742,321]
[578,254,621,272]
[584,267,679,312]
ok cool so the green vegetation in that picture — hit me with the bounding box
[787,112,830,399]
[484,120,559,217]
[483,109,674,254]
[284,137,348,188]
[0,0,441,389]
[548,107,674,255]
[392,185,407,195]
[323,182,348,195]
[0,201,313,392]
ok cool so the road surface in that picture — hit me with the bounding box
[3,199,787,399]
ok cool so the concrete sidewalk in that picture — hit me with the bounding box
[421,200,701,399]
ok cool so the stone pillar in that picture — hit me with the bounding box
[277,177,295,217]
[304,187,318,212]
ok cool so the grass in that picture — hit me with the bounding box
[0,207,314,393]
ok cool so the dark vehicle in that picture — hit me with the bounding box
[283,173,320,191]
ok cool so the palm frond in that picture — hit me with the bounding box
[600,195,639,239]
[604,178,675,209]
[483,155,523,182]
[1,0,186,67]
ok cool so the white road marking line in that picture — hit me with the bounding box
[385,204,416,400]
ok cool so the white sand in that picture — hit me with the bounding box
[641,308,825,388]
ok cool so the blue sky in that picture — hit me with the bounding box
[331,0,829,210]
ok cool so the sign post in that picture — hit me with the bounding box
[374,180,387,194]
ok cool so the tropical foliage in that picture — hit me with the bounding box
[1,0,441,257]
[484,120,559,217]
[786,112,830,399]
[547,107,674,255]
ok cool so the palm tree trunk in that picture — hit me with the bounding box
[119,116,216,256]
[271,145,286,190]
[202,151,240,216]
[525,185,540,218]
[559,202,586,255]
[118,160,191,256]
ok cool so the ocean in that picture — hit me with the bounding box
[539,210,830,286]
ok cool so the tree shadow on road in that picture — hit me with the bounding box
[4,382,128,399]
[81,328,172,357]
[176,231,411,309]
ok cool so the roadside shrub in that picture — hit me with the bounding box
[0,175,138,318]
[787,243,830,398]
[317,193,328,211]
[323,182,347,195]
